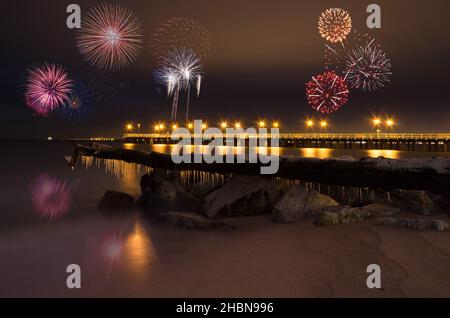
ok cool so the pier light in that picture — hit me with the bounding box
[320,120,328,128]
[273,122,279,128]
[386,119,395,128]
[172,124,178,130]
[372,118,381,126]
[306,120,314,129]
[259,121,266,128]
[159,123,165,130]
[187,123,194,129]
[220,122,227,129]
[126,124,133,131]
[154,125,160,132]
[235,122,242,129]
[202,123,207,130]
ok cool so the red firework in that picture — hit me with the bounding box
[306,71,349,114]
[25,64,73,116]
[76,3,144,71]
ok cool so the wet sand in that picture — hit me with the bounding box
[1,212,449,298]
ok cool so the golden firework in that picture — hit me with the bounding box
[318,8,352,43]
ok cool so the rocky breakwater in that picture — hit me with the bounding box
[133,169,449,232]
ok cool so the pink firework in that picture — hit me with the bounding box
[29,173,76,220]
[76,3,144,71]
[306,71,349,114]
[25,64,73,116]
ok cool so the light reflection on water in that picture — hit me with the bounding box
[124,221,157,277]
[80,144,444,189]
[145,144,423,160]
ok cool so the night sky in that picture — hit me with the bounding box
[1,0,450,138]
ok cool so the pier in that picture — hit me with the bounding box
[123,132,450,152]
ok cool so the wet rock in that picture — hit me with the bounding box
[204,175,283,218]
[314,206,363,226]
[388,190,445,216]
[273,185,339,223]
[375,217,449,232]
[360,203,400,218]
[141,180,202,215]
[98,190,135,212]
[314,204,400,226]
[140,169,169,193]
[163,212,228,230]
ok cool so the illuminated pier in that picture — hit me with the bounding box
[123,132,450,152]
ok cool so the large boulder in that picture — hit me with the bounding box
[360,203,400,218]
[388,190,445,216]
[141,180,202,215]
[314,204,399,226]
[375,217,449,232]
[98,190,135,212]
[203,175,283,218]
[140,169,170,193]
[272,185,339,223]
[162,212,228,230]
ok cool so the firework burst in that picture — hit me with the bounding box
[344,41,392,92]
[76,3,144,71]
[25,64,73,116]
[318,8,352,44]
[152,17,210,65]
[60,81,93,120]
[306,71,349,114]
[155,48,203,121]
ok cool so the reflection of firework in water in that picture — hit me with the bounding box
[60,82,93,120]
[76,3,144,71]
[318,8,352,44]
[25,64,73,116]
[29,173,76,220]
[306,71,349,114]
[345,41,392,92]
[155,48,203,121]
[152,17,210,65]
[101,232,125,275]
[324,30,372,74]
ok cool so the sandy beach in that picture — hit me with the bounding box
[1,211,450,298]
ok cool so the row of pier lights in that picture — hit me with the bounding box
[124,117,396,134]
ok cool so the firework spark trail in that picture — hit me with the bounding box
[25,64,73,116]
[155,48,203,122]
[306,71,349,114]
[324,30,372,75]
[76,3,144,71]
[318,8,352,44]
[345,41,392,92]
[196,75,202,97]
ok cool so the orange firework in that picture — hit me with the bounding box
[318,8,352,44]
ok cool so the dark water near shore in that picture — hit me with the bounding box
[1,139,450,231]
[1,140,450,297]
